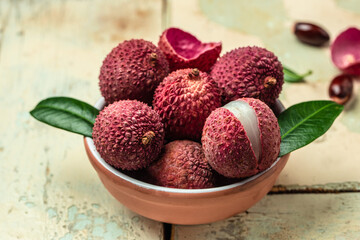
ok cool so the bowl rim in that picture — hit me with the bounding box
[86,97,286,194]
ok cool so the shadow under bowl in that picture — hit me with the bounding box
[84,98,290,225]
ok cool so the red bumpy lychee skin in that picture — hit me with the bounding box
[99,39,169,105]
[92,100,165,170]
[202,98,281,178]
[211,46,284,105]
[153,68,222,141]
[158,28,222,72]
[147,140,215,189]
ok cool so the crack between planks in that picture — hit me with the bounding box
[270,182,360,194]
[163,223,172,240]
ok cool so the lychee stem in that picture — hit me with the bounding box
[142,131,155,145]
[149,53,158,67]
[264,76,277,88]
[188,68,200,79]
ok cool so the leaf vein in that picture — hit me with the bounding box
[281,103,333,139]
[34,104,95,125]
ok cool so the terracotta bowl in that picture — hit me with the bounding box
[84,98,290,225]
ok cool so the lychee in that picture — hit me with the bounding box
[92,100,165,170]
[211,46,284,105]
[158,28,222,72]
[153,68,221,141]
[202,98,281,178]
[147,140,215,189]
[99,39,170,105]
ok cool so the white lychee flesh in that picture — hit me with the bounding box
[223,100,261,161]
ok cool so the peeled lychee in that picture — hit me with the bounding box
[153,68,221,141]
[211,46,284,105]
[202,98,281,178]
[92,100,165,170]
[158,28,222,72]
[147,140,214,189]
[99,39,170,105]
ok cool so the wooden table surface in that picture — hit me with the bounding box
[1,0,359,239]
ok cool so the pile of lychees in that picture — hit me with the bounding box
[92,28,284,189]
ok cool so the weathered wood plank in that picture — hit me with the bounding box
[0,0,164,239]
[173,193,360,240]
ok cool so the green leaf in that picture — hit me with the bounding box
[30,97,99,138]
[283,66,312,83]
[278,100,343,156]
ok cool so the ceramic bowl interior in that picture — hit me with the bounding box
[84,97,289,225]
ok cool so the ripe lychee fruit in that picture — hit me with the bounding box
[158,28,222,72]
[99,39,170,105]
[92,100,165,170]
[153,68,221,141]
[147,140,215,189]
[211,46,284,105]
[202,98,281,178]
